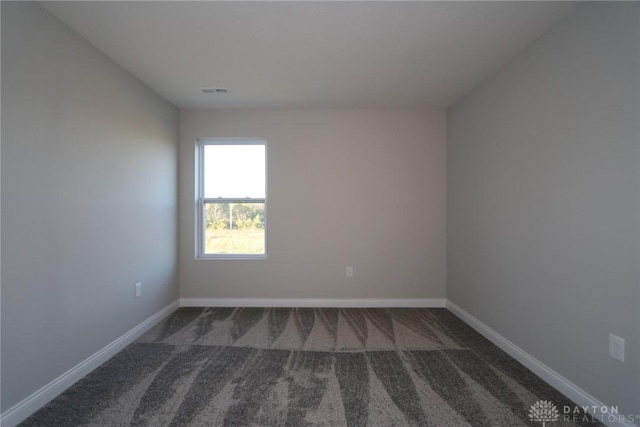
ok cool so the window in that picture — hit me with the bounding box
[197,139,266,258]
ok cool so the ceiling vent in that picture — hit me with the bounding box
[201,87,229,94]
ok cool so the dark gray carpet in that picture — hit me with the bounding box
[21,307,601,426]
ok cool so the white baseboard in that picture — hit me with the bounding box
[180,297,447,308]
[446,301,637,427]
[0,300,180,427]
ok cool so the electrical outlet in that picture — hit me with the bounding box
[609,333,625,362]
[346,266,353,277]
[135,283,142,298]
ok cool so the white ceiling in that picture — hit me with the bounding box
[42,1,579,110]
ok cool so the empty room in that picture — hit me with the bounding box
[1,1,638,426]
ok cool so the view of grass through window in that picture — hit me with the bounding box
[204,202,265,254]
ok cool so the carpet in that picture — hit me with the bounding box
[21,307,601,426]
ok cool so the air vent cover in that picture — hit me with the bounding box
[201,87,229,94]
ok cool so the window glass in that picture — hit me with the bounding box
[198,140,267,258]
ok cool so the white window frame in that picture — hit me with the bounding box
[196,138,267,260]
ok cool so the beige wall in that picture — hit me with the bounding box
[179,109,446,299]
[448,2,639,416]
[1,2,179,411]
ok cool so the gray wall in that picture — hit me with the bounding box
[448,2,639,416]
[1,2,179,411]
[179,109,446,300]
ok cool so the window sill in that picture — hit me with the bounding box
[196,254,267,260]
